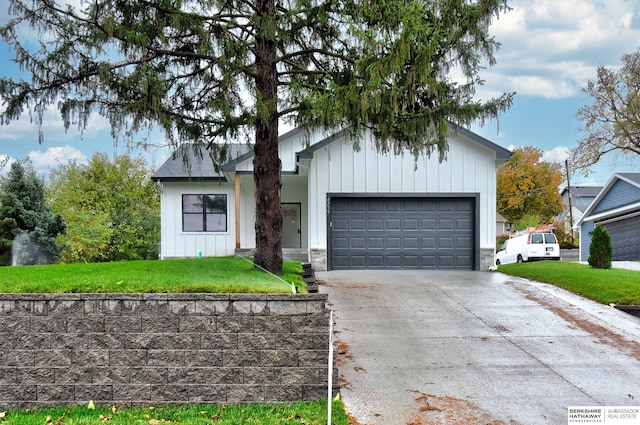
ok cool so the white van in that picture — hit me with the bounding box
[495,231,560,266]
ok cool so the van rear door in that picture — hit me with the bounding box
[528,233,545,259]
[543,233,560,259]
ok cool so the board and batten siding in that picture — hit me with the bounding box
[159,182,237,258]
[234,174,309,250]
[307,131,497,253]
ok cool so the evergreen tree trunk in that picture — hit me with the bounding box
[253,0,282,274]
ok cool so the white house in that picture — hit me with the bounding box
[152,125,511,271]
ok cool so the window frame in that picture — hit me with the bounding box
[182,194,228,233]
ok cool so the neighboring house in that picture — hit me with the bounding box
[152,125,511,271]
[577,173,640,262]
[496,213,511,235]
[558,185,603,226]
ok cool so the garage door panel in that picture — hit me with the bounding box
[456,236,473,249]
[421,237,436,249]
[350,255,367,267]
[386,219,401,230]
[351,219,366,231]
[366,199,383,212]
[403,219,419,230]
[456,256,473,267]
[438,218,453,230]
[603,215,640,261]
[349,199,367,212]
[421,256,437,267]
[387,237,402,249]
[333,237,349,249]
[420,219,436,230]
[385,256,402,267]
[369,237,384,249]
[438,256,455,267]
[404,256,419,267]
[438,237,454,249]
[386,201,401,212]
[403,201,419,212]
[330,197,475,270]
[369,219,384,231]
[404,238,419,249]
[438,201,455,212]
[333,218,349,231]
[351,237,366,249]
[456,218,473,230]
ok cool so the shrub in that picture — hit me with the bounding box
[588,225,612,269]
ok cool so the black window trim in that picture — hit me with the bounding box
[182,194,228,233]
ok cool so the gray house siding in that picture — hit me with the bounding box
[579,221,596,262]
[579,173,640,262]
[592,180,640,214]
[561,186,602,213]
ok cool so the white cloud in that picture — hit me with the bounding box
[0,154,16,175]
[27,146,88,174]
[0,102,110,143]
[541,146,570,164]
[484,0,640,99]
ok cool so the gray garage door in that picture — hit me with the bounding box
[603,215,640,261]
[329,196,475,270]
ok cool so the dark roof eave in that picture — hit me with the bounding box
[151,176,228,183]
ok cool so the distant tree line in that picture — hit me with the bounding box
[0,153,159,266]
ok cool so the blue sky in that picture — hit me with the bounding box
[1,0,640,187]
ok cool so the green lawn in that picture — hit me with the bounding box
[498,261,640,305]
[0,257,307,293]
[0,400,351,424]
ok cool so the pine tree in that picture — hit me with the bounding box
[1,0,513,273]
[587,225,612,269]
[0,162,66,265]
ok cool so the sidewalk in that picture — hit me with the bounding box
[613,261,640,272]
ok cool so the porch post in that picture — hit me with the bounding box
[235,173,241,249]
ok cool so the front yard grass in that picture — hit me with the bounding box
[0,257,307,293]
[498,261,640,305]
[0,400,351,424]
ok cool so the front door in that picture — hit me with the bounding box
[281,203,301,248]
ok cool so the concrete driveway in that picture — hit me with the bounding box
[317,270,640,424]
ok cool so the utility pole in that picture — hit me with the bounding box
[565,159,574,244]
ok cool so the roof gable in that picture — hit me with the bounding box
[296,124,510,161]
[578,173,640,224]
[154,124,508,179]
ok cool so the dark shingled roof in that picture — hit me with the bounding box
[152,143,252,182]
[565,185,603,198]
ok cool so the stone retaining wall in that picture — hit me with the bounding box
[0,293,333,409]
